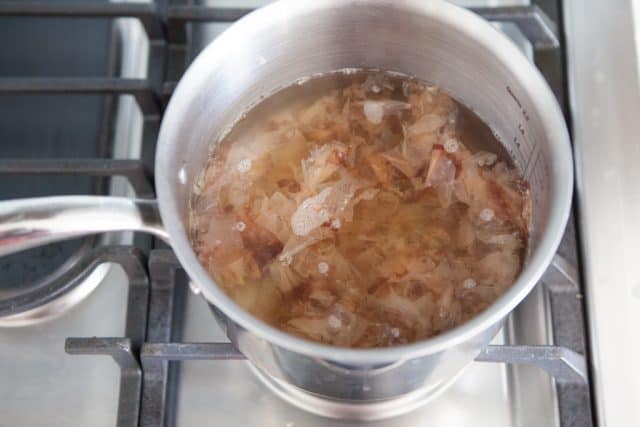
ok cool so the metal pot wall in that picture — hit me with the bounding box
[0,0,572,419]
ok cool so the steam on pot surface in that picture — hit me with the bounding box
[189,70,531,348]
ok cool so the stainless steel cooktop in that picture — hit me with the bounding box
[3,0,634,425]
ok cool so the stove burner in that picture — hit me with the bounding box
[0,160,153,325]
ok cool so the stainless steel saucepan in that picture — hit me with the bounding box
[0,0,572,420]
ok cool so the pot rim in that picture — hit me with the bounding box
[156,0,573,364]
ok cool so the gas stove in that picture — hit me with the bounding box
[1,0,635,426]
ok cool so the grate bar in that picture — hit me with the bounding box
[0,159,154,199]
[139,250,181,427]
[161,81,177,107]
[66,336,140,372]
[139,340,586,385]
[163,5,558,48]
[542,253,595,425]
[477,345,587,385]
[470,5,559,49]
[0,78,161,118]
[166,6,251,43]
[142,342,245,361]
[64,247,149,427]
[0,2,163,40]
[66,337,141,427]
[167,5,250,22]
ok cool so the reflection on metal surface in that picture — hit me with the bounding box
[0,264,112,327]
[564,0,640,425]
[248,362,466,421]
